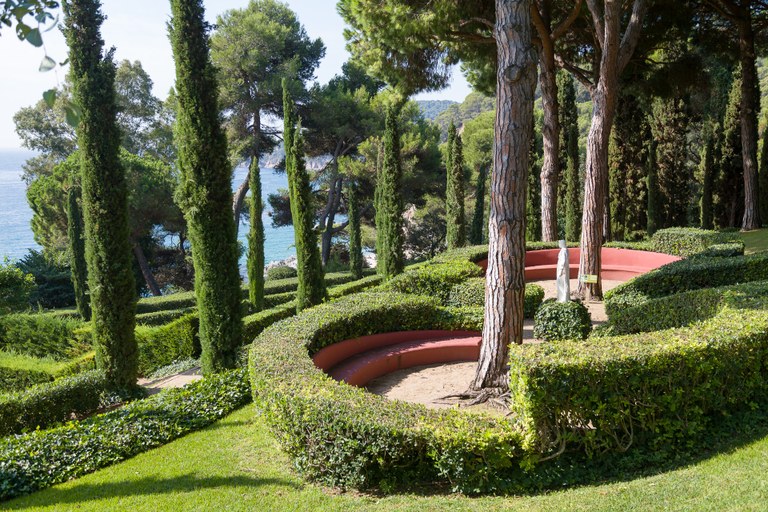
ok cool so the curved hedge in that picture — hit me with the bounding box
[447,278,544,318]
[249,293,537,493]
[382,260,484,303]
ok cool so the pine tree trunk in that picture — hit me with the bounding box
[539,50,560,241]
[472,0,536,392]
[738,17,760,230]
[133,243,162,296]
[232,175,249,235]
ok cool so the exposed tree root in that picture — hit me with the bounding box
[435,387,510,410]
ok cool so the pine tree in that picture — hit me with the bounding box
[283,81,326,310]
[376,106,405,278]
[446,124,466,249]
[700,128,715,230]
[469,166,486,245]
[347,180,363,279]
[170,0,242,374]
[66,185,90,321]
[759,113,768,226]
[63,0,137,387]
[247,157,265,310]
[558,71,581,242]
[647,140,660,235]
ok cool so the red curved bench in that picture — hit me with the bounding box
[312,330,482,387]
[476,247,680,281]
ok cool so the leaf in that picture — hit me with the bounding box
[64,104,81,128]
[25,27,43,47]
[39,55,56,72]
[42,89,57,108]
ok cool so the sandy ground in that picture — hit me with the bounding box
[365,279,621,409]
[137,367,202,395]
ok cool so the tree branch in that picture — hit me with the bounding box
[585,0,605,50]
[552,0,584,41]
[556,55,594,91]
[618,0,649,72]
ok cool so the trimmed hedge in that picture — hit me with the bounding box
[447,278,544,318]
[0,314,84,360]
[533,300,591,341]
[135,314,201,376]
[267,265,297,280]
[649,228,735,257]
[0,369,250,500]
[249,293,534,493]
[383,260,484,303]
[689,241,745,259]
[0,365,52,394]
[509,291,768,456]
[0,370,110,437]
[604,252,768,318]
[135,308,195,326]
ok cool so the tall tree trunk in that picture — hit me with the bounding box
[738,17,760,230]
[539,42,560,241]
[232,175,249,234]
[472,0,537,393]
[322,175,343,265]
[133,243,162,296]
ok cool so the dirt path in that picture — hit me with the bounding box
[365,279,621,409]
[138,367,202,395]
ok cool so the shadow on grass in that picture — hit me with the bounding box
[3,474,301,509]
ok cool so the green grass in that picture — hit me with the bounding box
[739,228,768,254]
[6,404,768,511]
[0,350,66,375]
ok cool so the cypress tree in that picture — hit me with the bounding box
[526,117,542,242]
[170,0,242,373]
[376,106,405,278]
[759,113,768,225]
[717,68,745,228]
[247,157,265,310]
[469,166,487,245]
[446,125,466,249]
[63,0,137,387]
[700,128,715,230]
[347,179,363,280]
[558,71,581,242]
[647,140,660,235]
[66,185,90,321]
[283,81,326,310]
[651,97,690,228]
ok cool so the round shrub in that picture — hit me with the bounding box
[447,279,544,318]
[267,265,297,281]
[533,299,591,341]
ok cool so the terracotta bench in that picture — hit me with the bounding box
[477,248,680,281]
[312,330,481,387]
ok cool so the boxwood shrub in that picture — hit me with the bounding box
[250,293,537,493]
[533,300,591,341]
[0,370,110,437]
[382,260,484,303]
[0,314,83,360]
[447,278,544,318]
[135,307,195,326]
[0,369,250,500]
[604,252,768,318]
[509,292,768,456]
[267,265,297,280]
[0,364,52,394]
[135,314,201,376]
[649,227,735,257]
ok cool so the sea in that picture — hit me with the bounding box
[0,149,296,274]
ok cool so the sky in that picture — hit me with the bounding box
[0,0,472,150]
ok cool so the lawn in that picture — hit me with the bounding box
[738,228,768,254]
[5,404,768,511]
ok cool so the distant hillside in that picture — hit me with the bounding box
[416,100,458,121]
[433,92,496,141]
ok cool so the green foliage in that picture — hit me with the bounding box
[135,308,195,327]
[689,241,745,259]
[716,68,744,228]
[650,227,735,257]
[66,186,90,319]
[382,260,483,304]
[0,369,250,500]
[63,0,137,388]
[0,313,83,360]
[15,250,75,310]
[0,260,35,314]
[267,265,297,281]
[468,166,486,245]
[0,351,57,393]
[526,116,542,242]
[604,251,768,318]
[376,106,406,278]
[558,71,581,243]
[446,278,544,319]
[445,123,466,249]
[0,370,110,437]
[533,300,592,341]
[283,80,326,311]
[170,0,243,374]
[650,97,691,228]
[760,112,768,226]
[135,314,200,376]
[347,180,364,279]
[247,158,266,310]
[700,129,715,229]
[646,141,660,235]
[510,291,768,456]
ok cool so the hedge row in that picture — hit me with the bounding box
[0,370,110,437]
[509,290,768,456]
[136,315,201,376]
[135,307,195,327]
[598,281,768,337]
[0,365,52,394]
[649,227,737,257]
[604,252,768,318]
[0,369,250,500]
[250,293,534,494]
[382,260,484,303]
[0,314,84,360]
[446,278,544,318]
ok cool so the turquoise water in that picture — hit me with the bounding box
[0,150,296,271]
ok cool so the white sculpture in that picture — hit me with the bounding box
[556,239,570,302]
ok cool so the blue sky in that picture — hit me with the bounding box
[0,0,472,149]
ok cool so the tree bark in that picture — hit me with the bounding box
[738,16,761,230]
[322,174,344,265]
[472,0,537,392]
[232,175,249,235]
[133,243,162,296]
